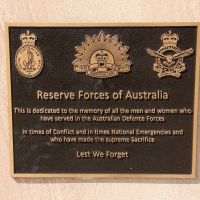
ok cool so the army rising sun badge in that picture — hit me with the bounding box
[15,30,44,78]
[147,30,194,78]
[73,31,132,78]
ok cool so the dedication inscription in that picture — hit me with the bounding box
[7,23,199,178]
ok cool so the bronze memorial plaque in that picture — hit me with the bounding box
[6,23,199,178]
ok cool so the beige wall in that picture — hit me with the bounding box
[0,0,200,199]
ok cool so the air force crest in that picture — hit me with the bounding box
[73,31,132,78]
[147,30,194,78]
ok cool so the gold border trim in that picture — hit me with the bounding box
[6,22,200,179]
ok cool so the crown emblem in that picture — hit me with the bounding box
[20,30,37,46]
[73,31,132,78]
[161,30,179,47]
[15,30,43,78]
[147,30,194,78]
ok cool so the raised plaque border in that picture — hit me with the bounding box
[6,22,200,178]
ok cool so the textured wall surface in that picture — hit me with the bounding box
[0,0,200,199]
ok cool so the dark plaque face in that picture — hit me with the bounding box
[7,23,199,178]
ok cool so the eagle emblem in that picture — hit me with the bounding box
[147,30,194,78]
